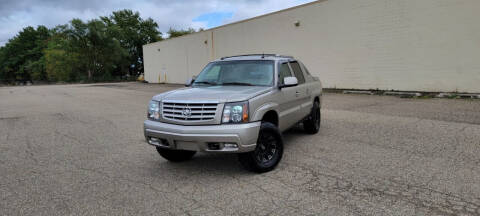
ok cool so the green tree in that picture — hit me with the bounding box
[44,29,80,82]
[0,26,50,83]
[167,27,196,38]
[0,10,163,84]
[0,47,7,83]
[25,56,46,81]
[101,9,162,76]
[63,19,127,81]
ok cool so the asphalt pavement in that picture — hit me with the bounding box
[1,82,479,215]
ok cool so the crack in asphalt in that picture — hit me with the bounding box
[284,162,480,215]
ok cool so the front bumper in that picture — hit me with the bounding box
[143,120,260,153]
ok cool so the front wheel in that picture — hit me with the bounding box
[156,147,196,162]
[238,122,283,173]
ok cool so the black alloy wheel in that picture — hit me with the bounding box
[254,131,279,165]
[304,101,321,134]
[238,122,283,173]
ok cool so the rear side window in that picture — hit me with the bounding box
[278,62,292,84]
[289,61,305,84]
[301,62,311,75]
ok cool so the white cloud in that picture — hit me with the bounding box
[0,0,315,45]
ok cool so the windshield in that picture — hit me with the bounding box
[193,60,274,86]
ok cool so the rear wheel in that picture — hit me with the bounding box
[156,147,196,162]
[303,100,321,134]
[238,122,283,173]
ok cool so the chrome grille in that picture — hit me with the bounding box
[162,102,218,121]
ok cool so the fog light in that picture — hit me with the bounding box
[148,137,169,146]
[224,143,238,149]
[208,142,221,150]
[149,137,159,145]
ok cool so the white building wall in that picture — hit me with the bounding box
[143,31,211,84]
[143,0,480,93]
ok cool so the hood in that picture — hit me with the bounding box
[152,85,272,103]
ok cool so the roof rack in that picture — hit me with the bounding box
[220,54,294,60]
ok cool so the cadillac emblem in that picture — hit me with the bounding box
[182,107,192,117]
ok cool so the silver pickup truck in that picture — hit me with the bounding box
[144,54,322,172]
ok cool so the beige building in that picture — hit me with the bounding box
[143,0,480,93]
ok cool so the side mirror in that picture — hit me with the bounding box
[280,76,298,88]
[185,76,195,86]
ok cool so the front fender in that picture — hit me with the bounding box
[251,102,279,122]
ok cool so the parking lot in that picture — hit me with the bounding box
[1,82,480,215]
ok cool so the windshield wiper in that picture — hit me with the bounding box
[193,81,217,85]
[222,82,254,86]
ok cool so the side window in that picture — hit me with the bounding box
[278,62,292,84]
[300,62,311,75]
[289,61,305,84]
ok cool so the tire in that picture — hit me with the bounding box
[156,147,196,162]
[303,100,321,134]
[238,122,284,173]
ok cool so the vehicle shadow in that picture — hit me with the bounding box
[281,125,309,148]
[149,153,249,175]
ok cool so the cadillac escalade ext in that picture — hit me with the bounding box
[144,54,322,173]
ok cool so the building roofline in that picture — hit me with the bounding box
[203,0,325,32]
[144,0,327,47]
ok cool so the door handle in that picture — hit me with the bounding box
[295,91,300,96]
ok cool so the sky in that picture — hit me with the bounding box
[0,0,315,46]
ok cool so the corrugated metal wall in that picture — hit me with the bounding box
[143,0,480,93]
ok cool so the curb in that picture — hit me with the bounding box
[343,90,374,95]
[437,93,480,99]
[384,92,422,97]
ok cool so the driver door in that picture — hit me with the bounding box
[277,61,302,131]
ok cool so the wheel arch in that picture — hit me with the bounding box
[251,102,279,124]
[261,110,279,126]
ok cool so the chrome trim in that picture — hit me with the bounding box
[161,101,221,123]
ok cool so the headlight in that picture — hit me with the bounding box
[222,101,249,124]
[148,100,161,120]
